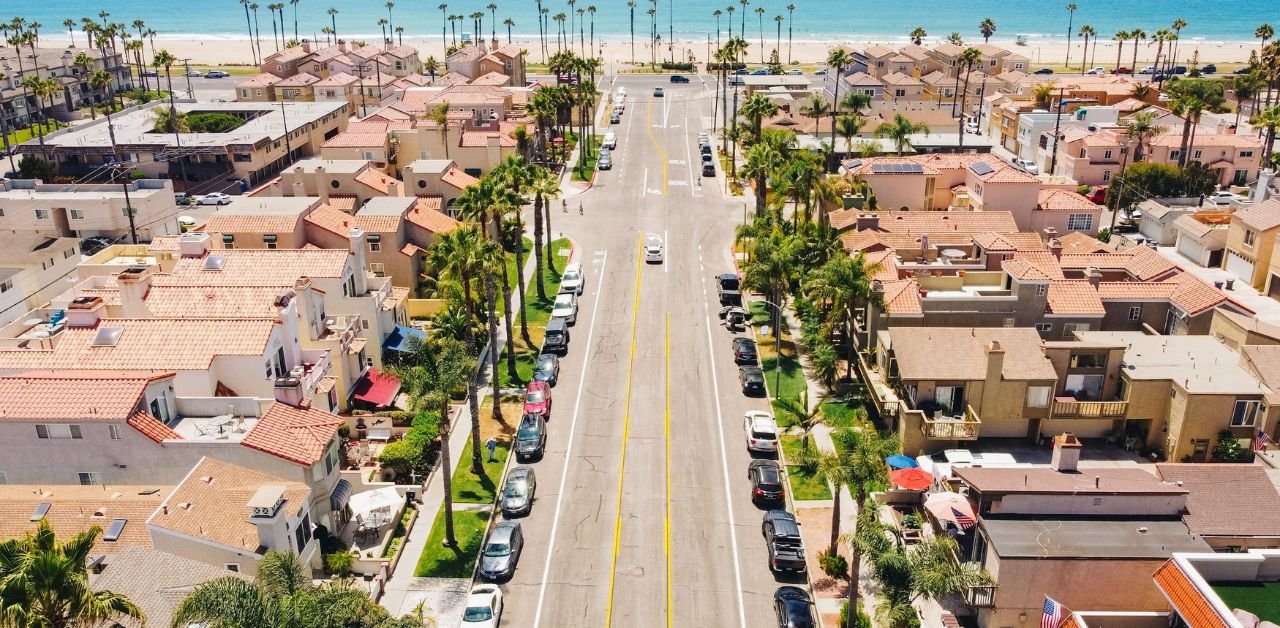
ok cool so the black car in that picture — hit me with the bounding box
[477,521,524,581]
[763,509,803,545]
[717,273,741,305]
[532,354,560,386]
[739,366,766,395]
[514,412,547,461]
[702,163,716,177]
[1201,63,1217,74]
[700,143,712,155]
[542,318,570,355]
[669,74,690,83]
[732,337,758,363]
[1032,67,1054,75]
[1234,66,1253,74]
[733,68,749,75]
[748,460,785,504]
[1171,65,1187,75]
[773,586,817,628]
[79,235,116,256]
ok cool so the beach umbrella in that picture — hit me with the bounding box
[885,454,918,469]
[890,467,933,490]
[924,492,977,529]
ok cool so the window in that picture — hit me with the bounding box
[1102,170,1111,183]
[1035,323,1053,332]
[1231,400,1261,427]
[1062,323,1089,338]
[78,472,103,485]
[1170,150,1182,161]
[1035,284,1047,297]
[225,563,241,572]
[0,279,11,293]
[34,209,50,220]
[122,207,133,217]
[109,425,122,440]
[367,234,381,252]
[895,88,906,97]
[1103,149,1113,160]
[1070,354,1106,369]
[1092,497,1103,506]
[1193,150,1202,160]
[1126,306,1142,321]
[69,209,84,220]
[1245,229,1256,247]
[263,234,278,249]
[36,424,83,439]
[1078,148,1086,158]
[1067,213,1093,232]
[292,512,312,551]
[1026,386,1051,408]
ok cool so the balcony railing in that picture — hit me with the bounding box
[920,405,982,440]
[1052,397,1128,418]
[965,585,997,608]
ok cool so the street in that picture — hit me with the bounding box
[494,72,793,628]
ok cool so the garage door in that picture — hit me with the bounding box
[1226,251,1255,283]
[1176,236,1205,264]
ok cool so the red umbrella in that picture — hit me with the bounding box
[890,467,934,490]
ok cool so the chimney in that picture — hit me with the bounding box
[491,37,500,52]
[115,266,154,318]
[1050,432,1083,472]
[1048,237,1063,259]
[274,375,305,406]
[855,213,880,231]
[178,232,211,258]
[316,165,329,203]
[387,181,398,197]
[1256,168,1276,204]
[1043,226,1058,239]
[65,296,105,328]
[348,227,369,295]
[338,40,348,53]
[984,339,1005,383]
[246,485,290,551]
[290,278,325,340]
[273,288,304,366]
[1085,266,1102,287]
[301,40,312,54]
[291,179,306,198]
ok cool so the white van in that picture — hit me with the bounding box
[602,130,617,150]
[616,87,627,101]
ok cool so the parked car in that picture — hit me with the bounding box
[1138,66,1155,74]
[700,143,712,155]
[195,192,232,205]
[1171,65,1187,75]
[734,68,750,75]
[523,380,552,419]
[532,354,560,386]
[669,74,690,83]
[1086,67,1107,75]
[763,510,806,573]
[739,366,765,395]
[653,86,664,97]
[1201,64,1217,74]
[597,151,613,170]
[743,411,779,453]
[552,293,577,325]
[645,241,664,263]
[732,337,758,363]
[748,460,785,505]
[478,522,524,581]
[773,586,817,628]
[717,273,741,305]
[500,467,537,516]
[514,412,547,461]
[602,130,617,149]
[1011,157,1039,175]
[1032,67,1054,75]
[462,585,503,627]
[1234,66,1253,74]
[1113,66,1132,74]
[205,70,230,78]
[559,262,584,295]
[785,69,803,75]
[749,67,770,75]
[185,69,203,77]
[813,68,826,75]
[610,112,621,124]
[1085,185,1107,204]
[1207,191,1239,205]
[543,318,570,354]
[79,236,116,256]
[703,162,715,177]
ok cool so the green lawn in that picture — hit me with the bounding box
[762,355,807,403]
[780,435,831,501]
[413,508,491,577]
[499,238,571,387]
[451,439,510,503]
[1213,582,1280,623]
[821,399,871,429]
[572,135,604,182]
[497,238,533,316]
[3,121,64,146]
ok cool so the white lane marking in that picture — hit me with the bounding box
[663,94,672,127]
[668,159,686,165]
[532,249,609,628]
[642,168,648,198]
[684,106,700,199]
[669,180,688,186]
[698,266,747,628]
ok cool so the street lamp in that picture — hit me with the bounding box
[752,297,784,399]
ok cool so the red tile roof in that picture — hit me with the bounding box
[1047,280,1106,316]
[407,200,460,233]
[241,402,343,465]
[0,371,171,421]
[162,249,351,285]
[973,231,1045,252]
[1153,560,1230,628]
[1038,189,1101,212]
[880,280,923,315]
[0,320,277,371]
[354,168,404,196]
[1232,198,1280,232]
[205,212,305,235]
[128,409,181,443]
[1005,251,1066,281]
[441,167,479,190]
[1057,231,1110,254]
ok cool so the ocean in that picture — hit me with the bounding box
[10,0,1269,45]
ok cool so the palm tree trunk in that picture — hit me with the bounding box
[461,269,479,353]
[485,270,504,430]
[515,216,533,348]
[828,484,842,555]
[545,202,556,273]
[534,194,546,300]
[846,544,862,627]
[465,371,484,476]
[494,215,518,383]
[439,413,458,545]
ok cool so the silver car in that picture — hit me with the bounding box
[501,467,537,516]
[478,521,524,581]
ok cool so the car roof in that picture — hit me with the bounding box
[536,353,556,363]
[546,318,567,330]
[775,585,810,600]
[751,415,778,429]
[519,413,541,427]
[508,466,533,481]
[527,380,550,391]
[719,273,738,279]
[741,365,763,374]
[734,337,756,345]
[490,521,519,541]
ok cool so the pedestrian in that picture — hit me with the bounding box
[485,436,498,462]
[578,202,583,215]
[562,199,568,213]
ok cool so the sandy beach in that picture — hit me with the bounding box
[35,33,1261,71]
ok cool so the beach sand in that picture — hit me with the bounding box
[37,33,1260,71]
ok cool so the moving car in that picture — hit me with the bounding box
[1207,190,1239,205]
[734,68,750,75]
[645,241,664,263]
[1011,157,1039,175]
[716,273,741,305]
[1201,63,1217,74]
[813,68,826,75]
[478,522,524,581]
[597,151,613,170]
[773,586,817,628]
[763,510,806,573]
[195,192,232,205]
[739,366,766,395]
[602,130,617,149]
[543,318,570,354]
[559,262,584,295]
[462,585,503,627]
[653,86,664,97]
[523,380,552,419]
[1234,67,1253,74]
[669,74,690,83]
[205,70,229,78]
[141,70,158,77]
[732,337,758,363]
[552,293,577,325]
[501,467,537,517]
[532,354,561,386]
[748,460,785,505]
[514,412,547,461]
[185,69,203,77]
[1113,66,1132,74]
[743,411,779,453]
[1032,67,1054,75]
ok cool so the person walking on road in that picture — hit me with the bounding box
[578,202,583,215]
[485,436,498,462]
[562,199,568,212]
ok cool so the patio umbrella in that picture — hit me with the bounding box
[885,454,919,469]
[890,467,934,490]
[925,492,977,529]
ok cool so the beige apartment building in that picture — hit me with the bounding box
[0,179,181,241]
[1224,198,1280,290]
[0,235,81,327]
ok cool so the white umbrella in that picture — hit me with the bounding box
[924,492,977,529]
[348,486,403,518]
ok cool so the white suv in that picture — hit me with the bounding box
[603,130,617,149]
[559,262,584,295]
[1011,157,1040,175]
[551,293,577,325]
[743,411,779,453]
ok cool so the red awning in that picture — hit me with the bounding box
[352,368,401,407]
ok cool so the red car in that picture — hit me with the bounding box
[1113,67,1132,75]
[523,381,552,419]
[1086,186,1107,204]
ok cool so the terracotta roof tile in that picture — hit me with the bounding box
[400,242,423,256]
[0,371,170,421]
[1038,189,1100,212]
[143,285,291,318]
[1057,231,1110,254]
[205,212,304,235]
[354,168,404,196]
[322,131,388,149]
[1166,273,1231,315]
[1058,248,1176,281]
[274,72,320,87]
[241,402,343,465]
[840,231,891,253]
[161,249,351,285]
[861,250,900,282]
[973,231,1045,252]
[0,484,168,555]
[1047,280,1105,316]
[441,167,479,190]
[304,205,355,237]
[147,235,182,253]
[353,214,403,233]
[1005,251,1065,280]
[407,200,460,233]
[320,196,358,213]
[128,410,181,443]
[880,279,923,315]
[1153,560,1231,628]
[384,286,410,311]
[0,320,276,371]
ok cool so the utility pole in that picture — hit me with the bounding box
[356,61,368,117]
[1108,140,1133,232]
[1048,88,1068,176]
[112,163,139,244]
[181,59,194,99]
[730,83,739,179]
[279,100,292,164]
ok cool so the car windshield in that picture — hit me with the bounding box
[526,391,546,403]
[563,269,580,280]
[483,542,510,557]
[463,606,494,622]
[536,357,554,370]
[759,468,780,483]
[505,481,527,497]
[722,277,740,289]
[518,419,540,439]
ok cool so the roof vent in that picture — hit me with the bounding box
[178,502,193,511]
[91,326,124,347]
[93,508,106,518]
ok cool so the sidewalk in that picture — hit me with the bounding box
[379,233,542,622]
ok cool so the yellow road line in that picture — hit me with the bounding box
[604,232,645,628]
[665,311,673,628]
[646,95,668,196]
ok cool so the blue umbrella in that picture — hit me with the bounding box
[885,454,918,469]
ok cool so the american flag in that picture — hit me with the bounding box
[1255,429,1271,452]
[1041,596,1064,628]
[951,507,976,530]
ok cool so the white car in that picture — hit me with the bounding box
[462,584,503,627]
[1207,191,1239,205]
[602,130,617,149]
[559,262,584,295]
[644,242,664,264]
[617,87,627,100]
[551,293,577,324]
[1086,67,1107,75]
[1011,158,1040,175]
[196,192,232,205]
[743,411,779,453]
[785,69,803,75]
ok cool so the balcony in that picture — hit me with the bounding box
[920,405,982,440]
[964,585,997,608]
[1052,397,1127,418]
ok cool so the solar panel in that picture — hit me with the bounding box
[969,162,995,176]
[901,164,924,174]
[104,518,127,542]
[30,503,50,521]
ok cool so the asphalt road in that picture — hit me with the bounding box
[495,72,802,628]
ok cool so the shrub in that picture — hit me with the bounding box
[186,112,246,133]
[903,512,922,529]
[818,550,849,578]
[1076,184,1092,195]
[1212,429,1247,461]
[839,601,873,628]
[324,550,354,576]
[795,445,819,474]
[17,155,55,181]
[660,61,695,71]
[377,439,421,475]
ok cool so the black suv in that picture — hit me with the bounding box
[732,337,758,363]
[669,75,690,83]
[514,413,548,461]
[716,273,741,305]
[773,586,817,627]
[739,366,765,396]
[542,318,570,355]
[762,510,806,574]
[748,460,785,505]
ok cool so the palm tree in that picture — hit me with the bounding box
[503,18,515,43]
[291,0,301,41]
[424,55,440,83]
[587,5,597,56]
[807,252,879,376]
[739,0,749,36]
[1151,28,1171,78]
[741,144,780,218]
[327,6,339,41]
[1064,3,1077,69]
[800,91,829,132]
[860,532,992,628]
[825,424,899,614]
[0,519,144,626]
[494,156,534,347]
[240,0,258,64]
[1078,25,1095,73]
[909,27,926,46]
[726,5,735,39]
[739,92,779,143]
[835,115,862,160]
[63,17,75,46]
[428,226,486,353]
[1114,30,1129,72]
[1129,28,1146,73]
[786,3,796,63]
[955,46,982,149]
[1033,82,1055,107]
[827,47,852,143]
[874,114,928,156]
[425,102,451,157]
[1252,105,1280,168]
[250,3,264,61]
[1122,110,1164,162]
[1234,73,1262,128]
[529,166,560,300]
[1168,18,1187,73]
[1256,24,1274,67]
[775,15,784,57]
[378,19,390,46]
[947,32,963,46]
[775,391,826,450]
[979,18,996,43]
[439,3,449,48]
[268,3,284,51]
